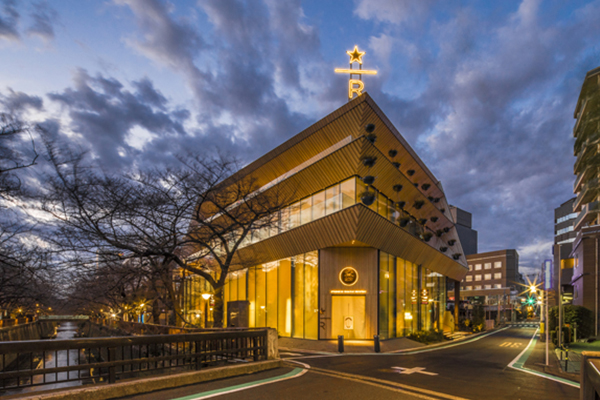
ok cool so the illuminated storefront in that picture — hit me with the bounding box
[184,92,468,340]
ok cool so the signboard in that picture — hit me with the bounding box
[344,316,354,330]
[421,289,429,304]
[330,289,367,295]
[339,267,359,286]
[543,259,552,290]
[411,289,418,304]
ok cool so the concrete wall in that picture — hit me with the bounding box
[0,321,58,372]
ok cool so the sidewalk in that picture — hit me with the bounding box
[279,336,426,354]
[524,338,580,383]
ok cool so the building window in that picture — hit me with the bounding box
[556,226,574,236]
[484,285,491,289]
[494,284,502,289]
[475,275,482,281]
[556,213,578,224]
[475,264,482,270]
[494,272,502,279]
[466,275,473,282]
[474,285,482,290]
[484,263,492,270]
[484,273,492,280]
[466,286,472,291]
[494,261,502,269]
[468,264,473,271]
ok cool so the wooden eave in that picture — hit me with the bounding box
[230,204,468,282]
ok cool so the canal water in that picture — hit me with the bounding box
[1,321,87,395]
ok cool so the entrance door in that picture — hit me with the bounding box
[331,295,366,339]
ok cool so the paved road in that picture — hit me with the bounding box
[120,327,579,400]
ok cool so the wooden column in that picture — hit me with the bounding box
[454,280,460,331]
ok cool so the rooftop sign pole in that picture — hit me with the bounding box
[335,45,377,101]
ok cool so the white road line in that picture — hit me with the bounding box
[507,328,580,388]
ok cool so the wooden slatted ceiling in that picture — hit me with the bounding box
[231,204,468,282]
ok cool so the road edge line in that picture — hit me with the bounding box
[507,327,580,389]
[172,366,308,400]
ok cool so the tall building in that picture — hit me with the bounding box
[552,198,577,306]
[571,65,600,334]
[449,206,478,256]
[185,93,469,339]
[460,250,520,299]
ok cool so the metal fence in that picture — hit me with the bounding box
[0,329,268,391]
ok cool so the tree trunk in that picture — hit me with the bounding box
[151,299,161,325]
[213,285,224,328]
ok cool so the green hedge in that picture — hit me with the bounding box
[549,305,594,339]
[408,330,444,344]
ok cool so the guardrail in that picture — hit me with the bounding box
[0,329,268,392]
[581,351,600,399]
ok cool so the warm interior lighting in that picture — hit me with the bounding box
[201,293,212,300]
[330,289,367,294]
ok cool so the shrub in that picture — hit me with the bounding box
[549,305,594,339]
[408,330,444,344]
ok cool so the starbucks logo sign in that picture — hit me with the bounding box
[339,267,358,286]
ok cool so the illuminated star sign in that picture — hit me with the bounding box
[335,45,377,100]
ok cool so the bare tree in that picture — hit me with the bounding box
[42,146,288,327]
[0,113,38,199]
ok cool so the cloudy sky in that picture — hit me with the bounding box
[2,0,599,275]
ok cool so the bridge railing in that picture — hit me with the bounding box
[581,351,600,399]
[0,329,268,392]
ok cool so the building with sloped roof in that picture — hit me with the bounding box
[186,93,468,340]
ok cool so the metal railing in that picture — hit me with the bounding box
[0,329,268,392]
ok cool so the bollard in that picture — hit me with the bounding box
[565,348,569,372]
[338,335,344,353]
[374,335,381,353]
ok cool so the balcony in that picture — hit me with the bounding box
[574,165,597,193]
[574,177,598,212]
[574,200,600,231]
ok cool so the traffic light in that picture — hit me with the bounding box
[527,297,535,305]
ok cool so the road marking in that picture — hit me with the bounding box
[298,364,469,400]
[507,327,579,388]
[170,366,308,400]
[392,366,438,376]
[499,342,522,348]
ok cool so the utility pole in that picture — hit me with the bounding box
[545,290,549,365]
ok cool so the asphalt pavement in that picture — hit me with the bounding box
[117,326,579,400]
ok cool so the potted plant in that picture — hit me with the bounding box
[407,169,415,176]
[422,232,433,242]
[388,149,398,157]
[413,200,425,209]
[393,184,403,192]
[360,191,376,206]
[365,123,375,133]
[361,156,377,167]
[421,183,430,190]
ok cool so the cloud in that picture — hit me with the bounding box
[0,0,20,41]
[26,1,57,42]
[1,88,43,113]
[47,69,188,169]
[354,0,437,25]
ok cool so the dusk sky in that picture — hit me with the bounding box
[2,0,600,275]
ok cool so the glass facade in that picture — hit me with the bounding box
[421,268,446,332]
[224,251,319,339]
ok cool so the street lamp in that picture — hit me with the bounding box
[201,293,212,328]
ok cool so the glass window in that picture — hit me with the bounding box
[255,266,266,327]
[468,265,473,271]
[494,272,502,279]
[466,275,473,282]
[325,185,340,215]
[474,285,482,290]
[312,191,326,220]
[280,207,290,233]
[475,275,482,281]
[289,202,300,229]
[293,255,304,338]
[278,259,292,337]
[475,264,482,270]
[466,286,472,291]
[266,262,278,329]
[484,273,492,280]
[484,263,492,270]
[494,284,502,289]
[494,261,502,269]
[304,251,319,340]
[340,178,356,208]
[396,257,405,337]
[377,192,387,218]
[484,285,491,289]
[248,268,256,327]
[300,197,312,225]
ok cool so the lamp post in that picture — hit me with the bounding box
[201,293,211,328]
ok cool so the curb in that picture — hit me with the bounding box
[281,326,509,356]
[11,360,283,400]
